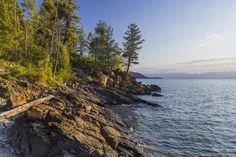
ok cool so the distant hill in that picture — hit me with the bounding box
[131,72,147,78]
[150,71,236,79]
[131,72,162,79]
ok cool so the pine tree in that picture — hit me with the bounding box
[89,21,121,70]
[37,0,80,81]
[0,0,23,60]
[21,0,39,63]
[87,32,94,56]
[104,26,121,70]
[93,21,107,64]
[76,28,88,57]
[59,0,80,56]
[37,0,58,51]
[0,0,15,54]
[123,24,144,76]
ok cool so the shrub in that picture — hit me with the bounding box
[85,75,93,83]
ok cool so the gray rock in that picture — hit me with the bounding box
[150,85,161,92]
[152,93,162,97]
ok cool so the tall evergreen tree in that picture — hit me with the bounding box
[89,21,121,70]
[104,26,121,70]
[37,0,80,80]
[93,21,107,63]
[123,24,144,76]
[0,0,23,60]
[21,0,39,62]
[0,0,16,54]
[76,28,88,57]
[87,32,94,56]
[60,0,80,55]
[37,0,58,51]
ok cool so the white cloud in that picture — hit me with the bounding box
[198,33,224,48]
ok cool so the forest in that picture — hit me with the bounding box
[0,0,144,85]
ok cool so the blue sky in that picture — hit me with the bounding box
[22,0,236,73]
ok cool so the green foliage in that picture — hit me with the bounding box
[76,28,88,57]
[0,0,15,52]
[88,21,122,71]
[76,56,94,69]
[0,60,24,75]
[123,24,145,74]
[0,0,81,85]
[0,0,145,86]
[72,55,95,76]
[0,0,24,57]
[112,55,125,71]
[53,45,71,82]
[37,0,79,83]
[85,75,93,83]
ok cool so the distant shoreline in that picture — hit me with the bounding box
[132,71,236,79]
[163,77,236,79]
[131,72,162,79]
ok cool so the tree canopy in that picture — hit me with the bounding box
[123,24,145,76]
[0,0,144,84]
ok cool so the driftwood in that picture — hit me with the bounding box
[0,95,54,124]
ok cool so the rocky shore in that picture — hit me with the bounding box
[0,72,161,157]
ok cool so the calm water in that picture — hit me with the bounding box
[111,79,236,157]
[1,79,236,156]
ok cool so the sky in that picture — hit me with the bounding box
[28,0,236,74]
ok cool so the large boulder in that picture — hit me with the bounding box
[9,91,27,107]
[101,126,121,149]
[98,72,109,87]
[114,75,122,86]
[107,77,114,86]
[104,70,115,78]
[0,78,44,108]
[150,84,161,92]
[152,92,162,97]
[120,72,135,83]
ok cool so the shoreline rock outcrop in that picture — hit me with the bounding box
[0,73,161,157]
[9,85,145,157]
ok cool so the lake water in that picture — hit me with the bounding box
[111,79,236,157]
[1,79,236,156]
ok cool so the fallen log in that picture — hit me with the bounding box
[0,95,54,123]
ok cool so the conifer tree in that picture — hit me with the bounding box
[0,0,16,54]
[60,0,80,55]
[89,21,121,70]
[104,26,121,70]
[76,28,88,57]
[21,0,39,63]
[37,0,80,80]
[87,32,94,56]
[123,24,144,76]
[0,0,23,60]
[93,21,107,64]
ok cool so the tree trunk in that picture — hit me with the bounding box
[49,0,59,55]
[0,95,54,124]
[126,58,131,79]
[25,21,29,60]
[14,0,19,62]
[53,28,60,77]
[63,20,69,44]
